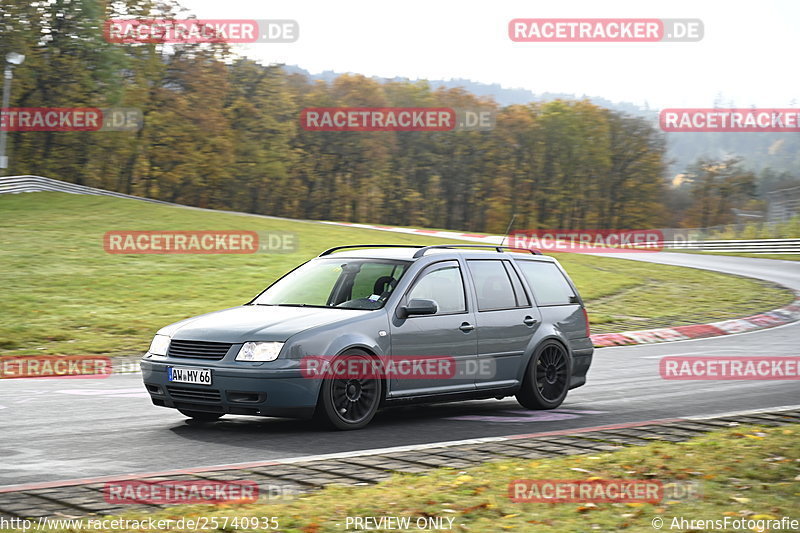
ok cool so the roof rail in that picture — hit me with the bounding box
[412,245,542,258]
[318,244,425,257]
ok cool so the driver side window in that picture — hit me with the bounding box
[350,263,401,300]
[406,262,467,315]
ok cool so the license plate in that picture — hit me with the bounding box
[168,366,212,385]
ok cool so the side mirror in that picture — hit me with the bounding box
[398,298,438,318]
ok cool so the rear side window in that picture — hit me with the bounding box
[467,260,520,311]
[516,261,576,306]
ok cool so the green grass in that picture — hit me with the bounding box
[560,255,793,331]
[0,192,792,356]
[0,193,470,356]
[16,424,800,532]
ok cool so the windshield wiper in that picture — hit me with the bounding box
[270,303,331,308]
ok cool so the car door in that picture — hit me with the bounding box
[388,260,478,397]
[465,259,540,390]
[515,259,587,342]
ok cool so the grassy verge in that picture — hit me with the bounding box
[0,193,793,355]
[0,193,469,356]
[561,255,794,331]
[17,424,799,532]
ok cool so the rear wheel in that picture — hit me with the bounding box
[516,340,570,410]
[315,350,382,430]
[178,409,224,421]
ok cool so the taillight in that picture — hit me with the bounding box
[582,307,591,337]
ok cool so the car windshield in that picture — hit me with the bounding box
[252,258,410,310]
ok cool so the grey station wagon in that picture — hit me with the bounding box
[141,244,593,429]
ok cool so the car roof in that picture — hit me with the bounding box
[315,246,556,262]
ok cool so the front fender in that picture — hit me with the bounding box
[281,313,391,404]
[284,311,390,360]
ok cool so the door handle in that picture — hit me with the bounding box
[459,322,475,332]
[523,316,538,326]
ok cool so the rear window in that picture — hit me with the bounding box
[516,261,576,306]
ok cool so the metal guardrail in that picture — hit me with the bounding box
[660,239,800,253]
[0,174,171,204]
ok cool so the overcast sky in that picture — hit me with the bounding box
[180,0,799,109]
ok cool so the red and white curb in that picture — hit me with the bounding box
[320,221,800,349]
[591,293,800,347]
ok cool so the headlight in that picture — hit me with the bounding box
[236,341,284,362]
[148,334,171,356]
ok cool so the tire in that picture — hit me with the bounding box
[178,409,224,421]
[516,340,571,410]
[314,350,382,430]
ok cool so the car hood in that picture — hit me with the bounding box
[159,305,369,344]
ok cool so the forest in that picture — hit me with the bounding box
[0,0,781,232]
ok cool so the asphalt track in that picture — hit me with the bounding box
[1,252,798,488]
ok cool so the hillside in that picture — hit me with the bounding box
[0,192,790,356]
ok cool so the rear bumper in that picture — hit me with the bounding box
[569,337,594,389]
[141,359,319,418]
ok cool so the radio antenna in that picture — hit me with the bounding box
[500,213,517,246]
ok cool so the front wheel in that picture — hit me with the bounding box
[178,409,224,421]
[315,351,382,430]
[516,341,571,410]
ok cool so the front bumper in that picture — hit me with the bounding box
[141,359,319,418]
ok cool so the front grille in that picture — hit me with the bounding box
[166,385,221,403]
[167,340,232,360]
